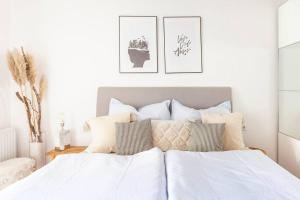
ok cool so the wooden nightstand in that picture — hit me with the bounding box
[47,146,87,160]
[249,147,267,155]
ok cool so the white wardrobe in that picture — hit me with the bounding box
[278,0,300,178]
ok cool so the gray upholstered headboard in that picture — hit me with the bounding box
[96,87,232,116]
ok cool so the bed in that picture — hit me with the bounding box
[166,150,300,200]
[1,87,300,200]
[0,148,167,200]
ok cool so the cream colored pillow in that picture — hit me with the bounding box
[151,120,192,151]
[85,113,131,153]
[201,113,245,150]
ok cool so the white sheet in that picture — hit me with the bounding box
[166,150,300,200]
[0,148,167,200]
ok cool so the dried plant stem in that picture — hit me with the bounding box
[17,86,35,142]
[7,48,46,143]
[30,89,38,134]
[33,86,42,141]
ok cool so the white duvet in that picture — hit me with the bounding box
[0,148,167,200]
[166,150,300,200]
[2,148,300,200]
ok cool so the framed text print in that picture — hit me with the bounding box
[119,16,158,73]
[163,16,202,74]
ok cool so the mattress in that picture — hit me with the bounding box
[0,148,167,200]
[166,150,300,200]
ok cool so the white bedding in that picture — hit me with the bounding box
[0,148,167,200]
[166,150,300,200]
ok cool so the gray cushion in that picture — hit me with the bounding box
[115,119,153,155]
[188,122,225,152]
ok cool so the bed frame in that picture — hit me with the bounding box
[96,87,232,116]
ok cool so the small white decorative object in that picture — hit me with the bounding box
[55,113,71,151]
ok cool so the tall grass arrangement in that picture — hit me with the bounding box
[6,47,46,143]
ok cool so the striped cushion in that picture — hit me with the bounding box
[115,119,153,155]
[188,122,225,152]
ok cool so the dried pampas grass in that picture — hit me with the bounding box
[6,52,19,84]
[39,75,47,100]
[6,47,46,143]
[23,50,36,86]
[7,49,27,86]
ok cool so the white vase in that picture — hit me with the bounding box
[29,142,45,169]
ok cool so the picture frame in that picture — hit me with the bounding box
[119,16,158,73]
[163,16,203,74]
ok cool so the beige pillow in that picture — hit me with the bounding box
[85,113,131,153]
[151,120,192,151]
[201,113,245,150]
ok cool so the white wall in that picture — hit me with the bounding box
[8,0,46,156]
[0,0,11,129]
[9,0,279,159]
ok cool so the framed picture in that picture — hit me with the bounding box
[119,16,158,73]
[163,16,202,74]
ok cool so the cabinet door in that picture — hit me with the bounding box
[279,42,300,91]
[278,133,300,178]
[279,91,300,140]
[279,1,300,48]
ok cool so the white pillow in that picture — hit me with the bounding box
[109,98,171,120]
[171,99,231,120]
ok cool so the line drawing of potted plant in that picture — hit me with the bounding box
[128,36,150,68]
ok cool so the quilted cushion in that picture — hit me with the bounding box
[151,120,192,151]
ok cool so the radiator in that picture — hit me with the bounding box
[0,128,16,162]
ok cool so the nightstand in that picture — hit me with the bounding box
[47,146,87,160]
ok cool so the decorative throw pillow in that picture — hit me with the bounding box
[188,122,225,152]
[151,120,192,151]
[201,113,245,150]
[85,113,131,153]
[171,99,231,120]
[108,98,171,121]
[115,119,153,155]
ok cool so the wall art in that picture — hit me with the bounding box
[163,16,202,73]
[119,16,158,73]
